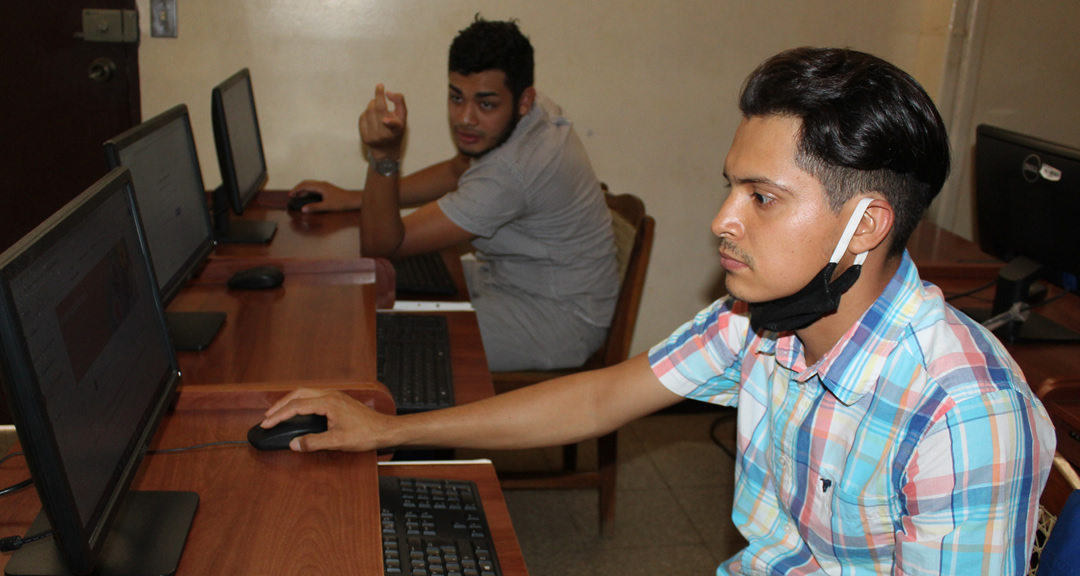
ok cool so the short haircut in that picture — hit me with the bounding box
[449,16,535,101]
[740,47,951,257]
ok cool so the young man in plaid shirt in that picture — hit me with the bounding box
[265,47,1056,575]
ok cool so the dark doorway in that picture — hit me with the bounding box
[2,0,141,252]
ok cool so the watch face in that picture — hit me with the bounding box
[376,158,399,177]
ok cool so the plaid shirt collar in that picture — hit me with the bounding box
[755,251,922,405]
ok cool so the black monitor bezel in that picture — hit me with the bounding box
[104,104,217,306]
[0,167,181,574]
[210,68,269,216]
[974,124,1080,278]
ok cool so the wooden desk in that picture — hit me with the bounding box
[909,221,1080,386]
[0,388,526,575]
[907,219,1002,280]
[936,279,1080,387]
[170,281,378,385]
[171,262,493,409]
[169,285,494,404]
[231,190,472,300]
[213,191,361,260]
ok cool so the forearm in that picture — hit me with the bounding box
[398,155,470,206]
[379,354,680,450]
[359,160,406,257]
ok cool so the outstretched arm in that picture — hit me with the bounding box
[286,154,470,213]
[261,354,683,453]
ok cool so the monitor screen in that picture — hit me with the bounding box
[970,124,1080,341]
[104,105,215,305]
[211,68,268,216]
[0,168,195,575]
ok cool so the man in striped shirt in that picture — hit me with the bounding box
[289,18,618,371]
[266,47,1056,574]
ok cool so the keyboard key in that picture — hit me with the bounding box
[380,477,501,576]
[376,314,455,414]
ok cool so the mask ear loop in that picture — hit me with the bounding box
[829,197,874,266]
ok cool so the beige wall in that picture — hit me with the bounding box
[936,0,1080,240]
[136,0,949,355]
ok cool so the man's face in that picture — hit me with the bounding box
[713,115,849,303]
[447,70,524,158]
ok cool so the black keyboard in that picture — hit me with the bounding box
[376,313,454,413]
[394,253,458,296]
[379,476,502,576]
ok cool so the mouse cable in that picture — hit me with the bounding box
[0,451,25,467]
[0,452,31,498]
[0,529,53,552]
[0,450,45,551]
[943,278,997,302]
[148,440,248,454]
[0,478,32,497]
[709,411,738,461]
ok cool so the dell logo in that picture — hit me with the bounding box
[1022,154,1041,183]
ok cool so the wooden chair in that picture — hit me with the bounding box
[491,187,655,537]
[1031,454,1080,575]
[1029,377,1080,575]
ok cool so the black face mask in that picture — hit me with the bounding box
[748,198,873,333]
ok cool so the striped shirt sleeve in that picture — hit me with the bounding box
[649,297,754,407]
[894,389,1055,575]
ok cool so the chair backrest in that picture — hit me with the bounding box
[1032,455,1080,575]
[1030,377,1080,575]
[587,188,655,369]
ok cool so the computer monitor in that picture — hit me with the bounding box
[969,124,1080,342]
[0,168,197,576]
[210,68,276,244]
[104,104,226,351]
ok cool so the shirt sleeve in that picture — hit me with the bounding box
[437,162,526,239]
[893,389,1055,575]
[647,296,754,407]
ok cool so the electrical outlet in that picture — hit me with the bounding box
[150,0,177,38]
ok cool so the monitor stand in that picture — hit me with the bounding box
[5,491,199,576]
[961,255,1080,344]
[210,186,276,244]
[166,311,226,351]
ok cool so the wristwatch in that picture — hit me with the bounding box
[366,150,400,177]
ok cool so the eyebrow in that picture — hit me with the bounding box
[722,172,796,196]
[447,84,501,99]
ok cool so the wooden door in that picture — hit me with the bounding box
[1,0,141,252]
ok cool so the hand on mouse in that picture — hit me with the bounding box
[261,388,392,452]
[287,180,362,212]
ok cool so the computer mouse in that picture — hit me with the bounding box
[287,191,323,212]
[247,414,328,451]
[227,265,285,290]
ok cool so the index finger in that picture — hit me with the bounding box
[288,180,318,197]
[263,388,327,423]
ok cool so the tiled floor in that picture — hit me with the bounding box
[459,405,748,576]
[0,407,744,576]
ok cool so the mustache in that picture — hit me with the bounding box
[718,237,752,267]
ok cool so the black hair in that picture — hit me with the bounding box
[739,47,951,257]
[448,16,535,101]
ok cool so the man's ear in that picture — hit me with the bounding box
[849,196,893,255]
[517,87,537,117]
